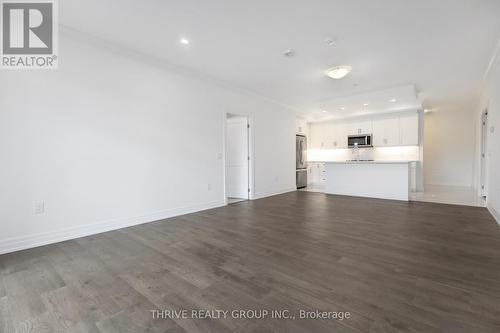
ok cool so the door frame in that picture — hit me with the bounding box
[480,110,488,197]
[223,112,254,204]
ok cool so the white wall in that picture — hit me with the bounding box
[0,30,296,254]
[476,46,500,223]
[423,106,476,187]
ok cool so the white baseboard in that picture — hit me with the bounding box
[487,204,500,226]
[424,183,474,189]
[253,187,297,200]
[0,200,225,255]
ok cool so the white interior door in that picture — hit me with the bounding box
[226,117,249,199]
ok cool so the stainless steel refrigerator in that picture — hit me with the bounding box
[296,135,307,189]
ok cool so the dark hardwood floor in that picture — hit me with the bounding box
[1,191,500,333]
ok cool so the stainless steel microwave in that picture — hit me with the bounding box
[348,134,373,148]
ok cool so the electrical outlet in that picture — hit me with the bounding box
[34,201,45,214]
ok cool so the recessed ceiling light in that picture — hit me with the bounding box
[325,65,352,79]
[363,103,369,107]
[340,106,345,110]
[180,38,190,45]
[389,98,397,103]
[322,110,327,113]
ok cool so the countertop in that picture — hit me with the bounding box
[321,160,416,164]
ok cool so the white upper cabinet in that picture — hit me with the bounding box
[333,123,348,148]
[399,113,419,145]
[373,117,400,146]
[347,120,372,135]
[322,122,335,149]
[296,118,307,135]
[309,122,325,149]
[312,122,348,149]
[309,111,420,149]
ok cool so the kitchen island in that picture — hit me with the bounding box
[324,161,412,201]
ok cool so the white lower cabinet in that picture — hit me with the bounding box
[308,165,314,184]
[410,162,417,192]
[309,163,318,184]
[309,162,326,185]
[319,163,326,184]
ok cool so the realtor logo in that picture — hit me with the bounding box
[1,0,58,69]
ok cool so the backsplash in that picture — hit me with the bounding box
[307,146,420,162]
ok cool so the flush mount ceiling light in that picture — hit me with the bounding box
[322,110,327,113]
[325,65,352,79]
[180,37,190,45]
[363,103,369,107]
[283,49,295,57]
[389,98,397,103]
[324,37,337,46]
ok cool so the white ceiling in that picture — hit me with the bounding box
[311,84,421,122]
[60,0,500,116]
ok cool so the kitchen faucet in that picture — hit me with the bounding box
[352,142,360,161]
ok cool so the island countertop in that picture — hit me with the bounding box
[323,160,416,164]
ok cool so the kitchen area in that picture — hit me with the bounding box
[296,108,423,201]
